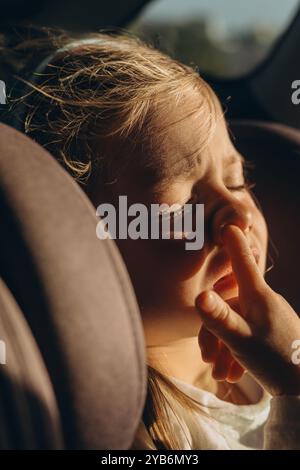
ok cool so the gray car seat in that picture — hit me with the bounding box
[0,122,147,449]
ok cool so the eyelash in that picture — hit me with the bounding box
[226,182,256,192]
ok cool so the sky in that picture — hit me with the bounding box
[138,0,299,31]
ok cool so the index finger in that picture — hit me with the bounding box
[222,225,266,295]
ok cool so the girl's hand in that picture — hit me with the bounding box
[198,296,246,383]
[196,225,300,396]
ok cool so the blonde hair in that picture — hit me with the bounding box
[2,28,218,184]
[1,27,220,449]
[139,365,216,449]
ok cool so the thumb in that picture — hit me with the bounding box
[196,291,251,348]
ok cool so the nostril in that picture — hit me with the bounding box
[211,201,253,247]
[229,206,253,233]
[217,218,252,246]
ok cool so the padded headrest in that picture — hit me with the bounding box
[0,123,147,449]
[230,120,300,312]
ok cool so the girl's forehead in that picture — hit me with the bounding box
[141,103,233,183]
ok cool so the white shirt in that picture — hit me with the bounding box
[131,374,300,449]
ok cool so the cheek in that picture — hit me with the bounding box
[118,236,208,283]
[149,239,209,281]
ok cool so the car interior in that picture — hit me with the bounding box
[0,0,300,450]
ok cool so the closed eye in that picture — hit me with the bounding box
[226,182,256,191]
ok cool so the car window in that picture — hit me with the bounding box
[130,0,299,78]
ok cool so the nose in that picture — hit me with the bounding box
[210,193,253,246]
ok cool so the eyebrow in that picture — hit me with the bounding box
[147,146,204,186]
[142,151,246,195]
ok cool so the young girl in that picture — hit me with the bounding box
[2,27,300,450]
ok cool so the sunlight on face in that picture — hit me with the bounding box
[95,89,268,343]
